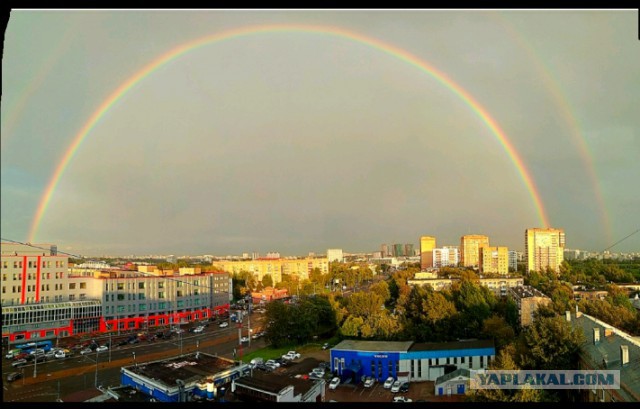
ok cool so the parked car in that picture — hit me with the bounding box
[329,377,341,390]
[255,363,272,372]
[318,361,331,369]
[250,357,264,367]
[14,352,30,361]
[96,345,108,353]
[364,377,376,388]
[265,362,279,371]
[54,350,71,359]
[390,380,402,393]
[12,358,27,368]
[282,351,301,360]
[393,396,412,403]
[251,333,260,340]
[193,326,205,334]
[309,368,325,378]
[240,336,249,343]
[7,372,23,382]
[80,348,93,355]
[399,382,409,393]
[265,359,280,368]
[322,343,330,350]
[384,377,395,389]
[219,322,229,328]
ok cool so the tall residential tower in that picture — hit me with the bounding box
[525,228,565,273]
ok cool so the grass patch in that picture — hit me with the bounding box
[239,340,332,363]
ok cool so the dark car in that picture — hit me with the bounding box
[7,372,23,382]
[399,382,409,393]
[117,339,129,347]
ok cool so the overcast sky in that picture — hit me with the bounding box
[2,9,639,257]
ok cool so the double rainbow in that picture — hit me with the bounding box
[27,24,550,241]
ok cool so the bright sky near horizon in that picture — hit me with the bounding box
[1,9,639,256]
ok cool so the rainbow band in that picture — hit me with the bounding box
[28,24,550,242]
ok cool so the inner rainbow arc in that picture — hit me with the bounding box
[27,23,550,242]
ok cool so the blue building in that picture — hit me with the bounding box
[330,339,495,383]
[120,352,250,402]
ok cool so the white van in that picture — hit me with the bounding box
[5,349,21,359]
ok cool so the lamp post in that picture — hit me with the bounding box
[132,351,137,368]
[94,349,99,387]
[106,323,112,363]
[33,350,38,378]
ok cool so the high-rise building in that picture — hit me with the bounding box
[480,246,509,275]
[508,250,518,272]
[420,236,437,269]
[433,246,460,268]
[404,244,414,258]
[525,228,565,273]
[381,244,391,258]
[393,243,404,257]
[460,235,490,268]
[326,249,344,263]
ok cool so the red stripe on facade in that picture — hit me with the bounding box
[36,256,42,301]
[21,256,27,304]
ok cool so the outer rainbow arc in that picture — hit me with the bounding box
[490,12,612,246]
[27,24,550,242]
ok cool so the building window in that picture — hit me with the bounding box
[138,282,145,289]
[480,356,484,368]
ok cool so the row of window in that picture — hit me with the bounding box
[2,282,81,294]
[2,272,66,281]
[102,299,205,314]
[2,303,101,326]
[2,260,66,269]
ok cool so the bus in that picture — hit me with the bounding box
[14,340,53,354]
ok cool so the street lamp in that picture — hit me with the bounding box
[94,349,99,387]
[132,351,137,368]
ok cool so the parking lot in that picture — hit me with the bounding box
[260,349,453,403]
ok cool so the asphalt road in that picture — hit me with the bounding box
[3,315,267,402]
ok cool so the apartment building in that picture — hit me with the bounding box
[460,235,490,268]
[479,246,509,275]
[525,228,566,273]
[507,285,551,326]
[1,242,230,346]
[211,257,328,283]
[420,236,437,270]
[433,246,460,268]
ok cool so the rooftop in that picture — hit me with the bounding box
[569,312,640,401]
[123,352,237,387]
[508,285,549,299]
[409,339,495,352]
[333,340,414,352]
[233,371,322,397]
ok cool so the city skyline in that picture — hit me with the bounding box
[2,9,639,255]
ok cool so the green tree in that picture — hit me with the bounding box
[521,313,585,370]
[262,273,273,288]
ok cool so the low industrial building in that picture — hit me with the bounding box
[330,339,495,383]
[231,371,325,402]
[434,368,472,396]
[120,352,250,402]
